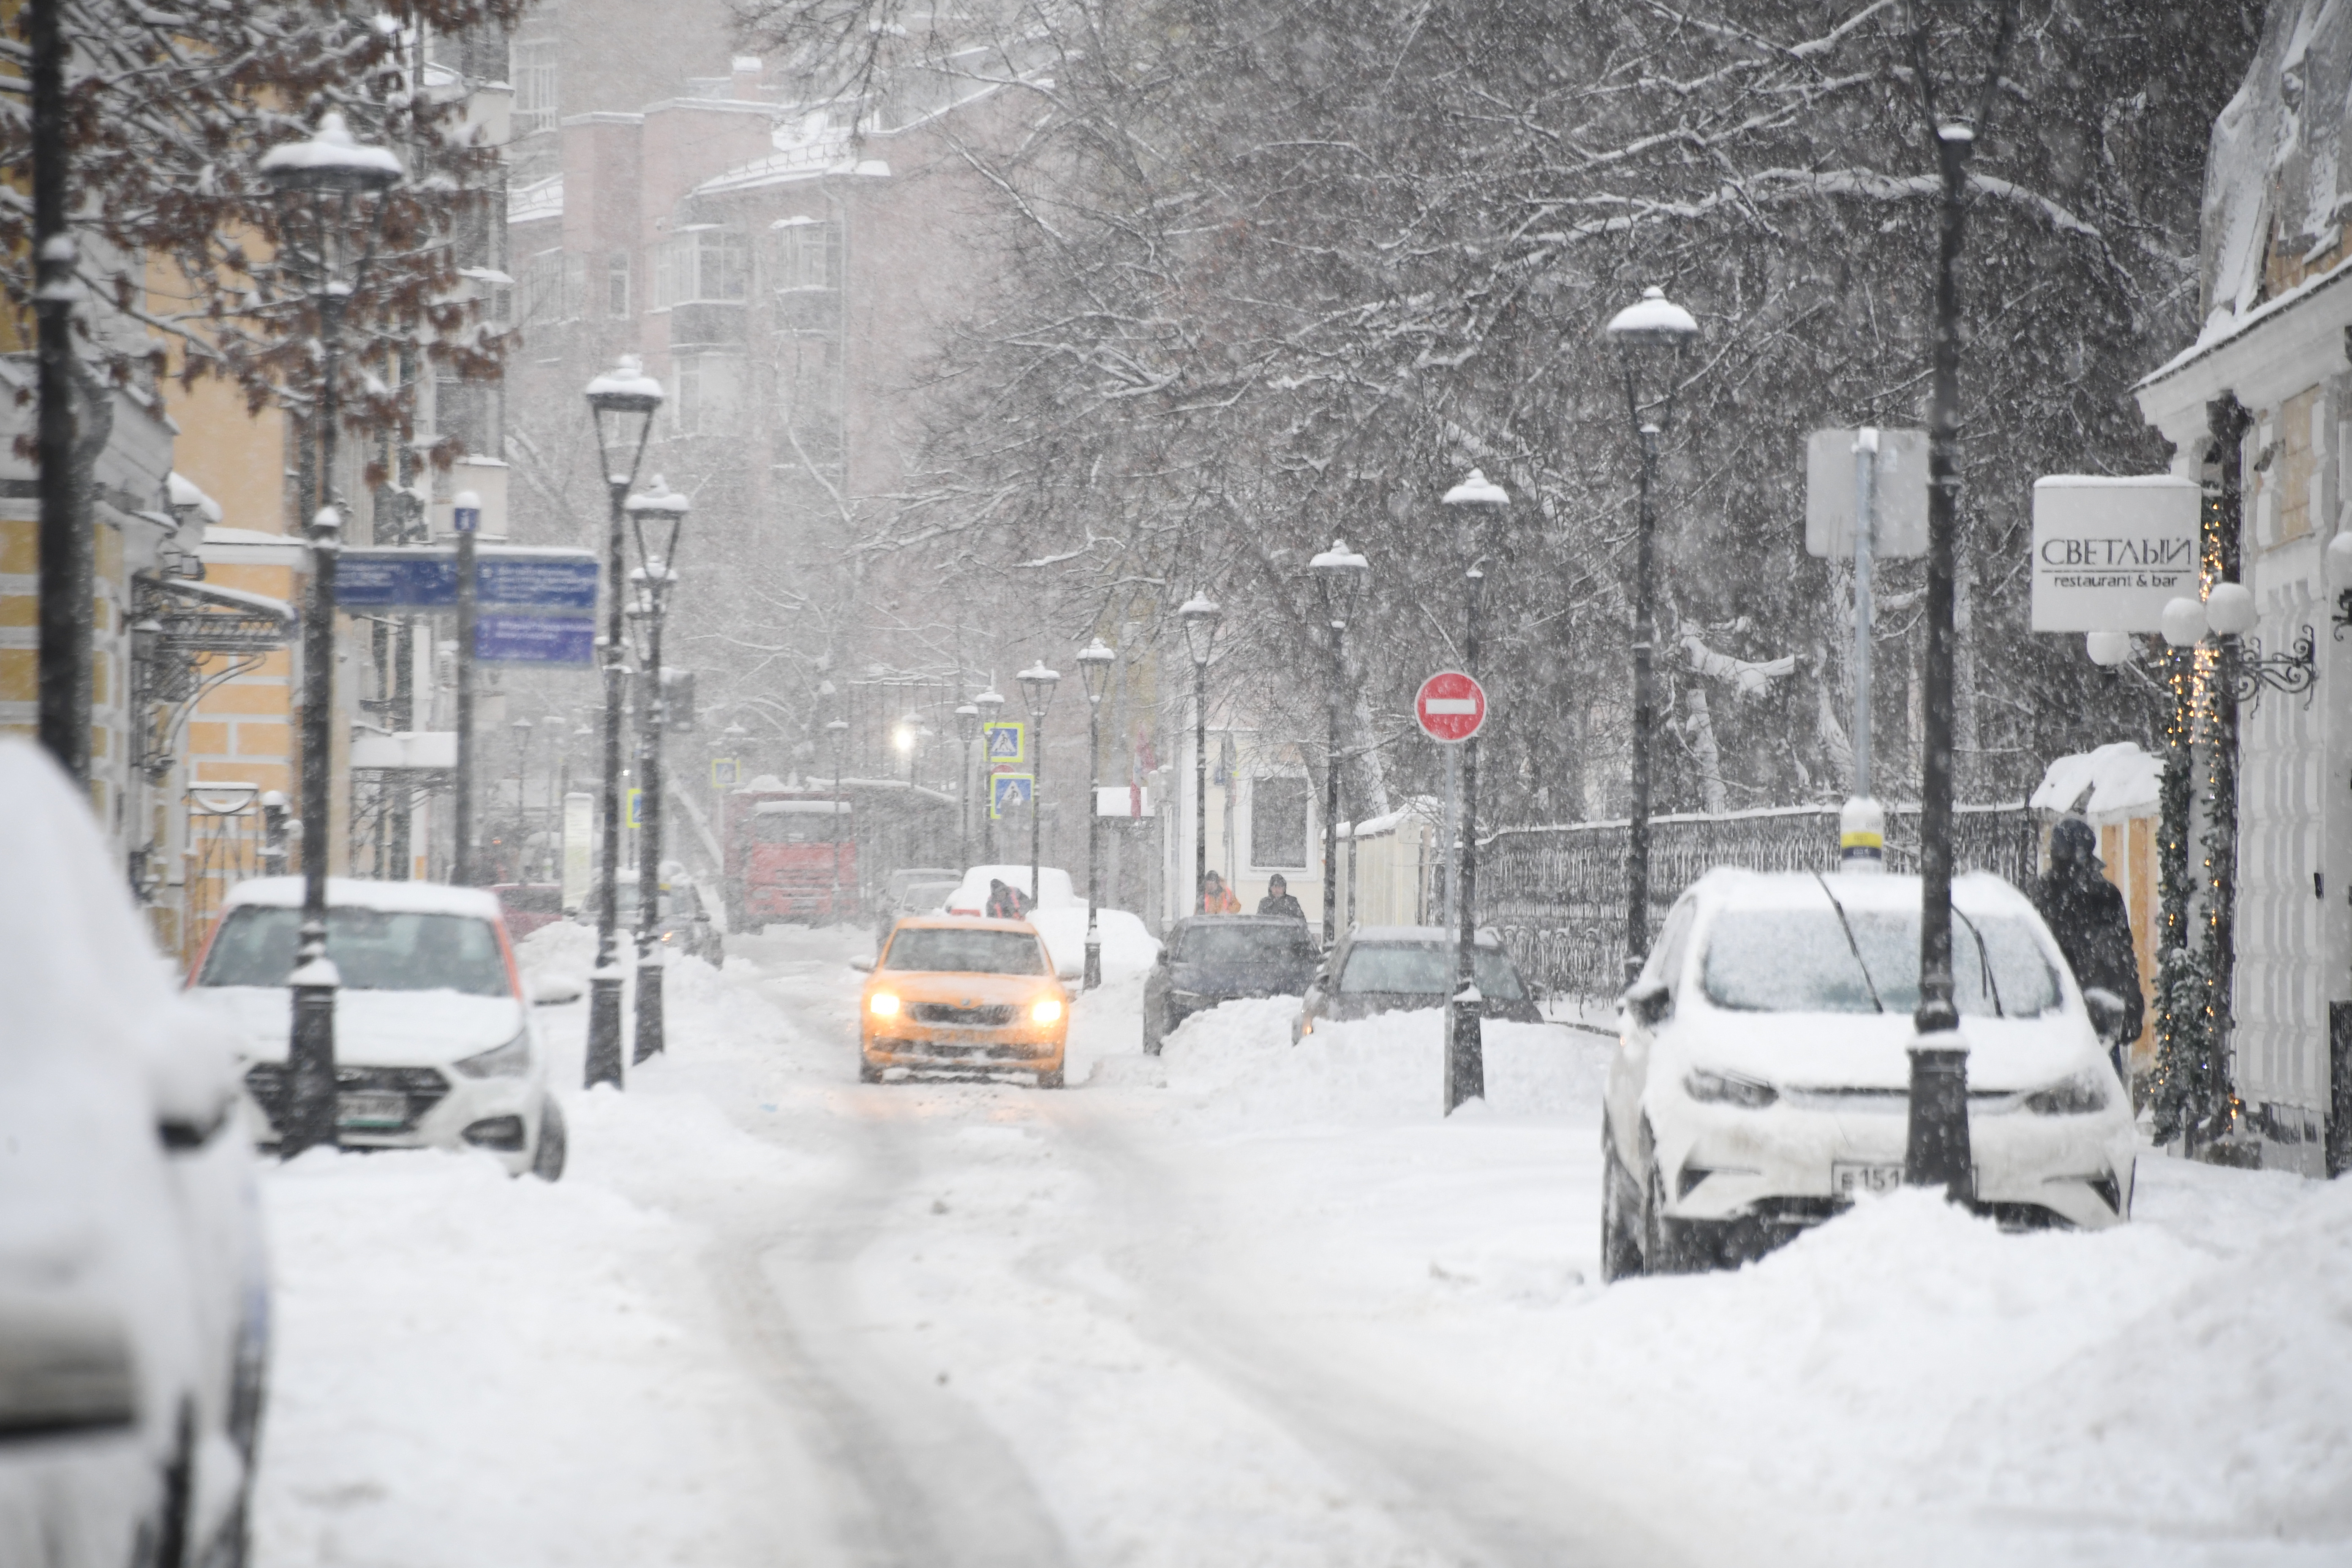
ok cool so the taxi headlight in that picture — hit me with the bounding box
[1031,996,1064,1025]
[869,992,901,1018]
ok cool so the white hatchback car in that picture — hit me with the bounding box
[185,879,566,1180]
[1603,868,2137,1278]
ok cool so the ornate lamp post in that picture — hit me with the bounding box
[581,356,664,1091]
[1177,593,1222,912]
[1017,662,1061,913]
[954,700,981,868]
[259,111,403,1156]
[1604,285,1699,983]
[1439,474,1508,1113]
[1308,542,1370,947]
[625,478,689,1064]
[511,716,534,879]
[826,716,850,919]
[975,686,1006,860]
[544,713,566,877]
[1076,638,1117,985]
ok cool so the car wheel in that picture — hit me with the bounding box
[1037,1066,1065,1089]
[1143,1010,1164,1057]
[1601,1147,1644,1283]
[1642,1162,1683,1275]
[530,1097,568,1183]
[859,1060,883,1084]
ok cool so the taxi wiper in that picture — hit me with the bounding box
[1813,872,1884,1013]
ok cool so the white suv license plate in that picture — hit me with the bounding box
[1833,1162,1903,1198]
[337,1091,409,1130]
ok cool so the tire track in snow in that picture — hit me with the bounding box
[1029,1095,1690,1568]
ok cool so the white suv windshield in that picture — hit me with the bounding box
[1701,908,2059,1017]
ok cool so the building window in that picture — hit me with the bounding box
[435,378,500,459]
[519,248,580,323]
[512,38,558,136]
[653,227,748,310]
[1250,777,1309,869]
[606,252,631,318]
[670,354,740,437]
[770,218,841,291]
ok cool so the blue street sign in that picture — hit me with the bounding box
[477,555,599,610]
[476,615,596,667]
[991,773,1032,819]
[984,721,1024,763]
[338,547,598,612]
[453,504,481,534]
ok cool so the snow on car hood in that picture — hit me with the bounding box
[184,986,524,1067]
[1676,1009,2100,1093]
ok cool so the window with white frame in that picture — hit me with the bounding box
[606,252,631,318]
[670,354,742,437]
[511,38,558,136]
[1250,777,1309,869]
[770,218,842,291]
[653,227,749,310]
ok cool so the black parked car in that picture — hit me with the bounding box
[579,872,724,966]
[1143,915,1321,1054]
[1292,925,1542,1042]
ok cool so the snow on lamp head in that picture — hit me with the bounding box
[2203,581,2257,637]
[2159,596,2208,649]
[1307,539,1371,628]
[2084,631,2134,667]
[1075,638,1116,704]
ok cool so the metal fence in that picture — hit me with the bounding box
[1481,802,2040,1003]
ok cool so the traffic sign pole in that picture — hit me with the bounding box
[1415,664,1491,1113]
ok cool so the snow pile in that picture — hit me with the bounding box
[513,916,596,979]
[1027,905,1158,982]
[2031,740,2161,817]
[256,1144,811,1566]
[1156,999,1604,1125]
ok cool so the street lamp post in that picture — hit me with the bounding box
[1440,475,1508,1114]
[954,701,981,868]
[826,717,849,919]
[1178,594,1222,913]
[511,716,534,880]
[1308,542,1370,948]
[1018,662,1061,914]
[259,111,403,1157]
[544,713,566,878]
[975,687,1005,860]
[1076,639,1117,986]
[1605,286,1699,985]
[581,356,664,1091]
[625,479,689,1064]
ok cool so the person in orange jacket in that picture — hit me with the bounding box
[1198,870,1241,915]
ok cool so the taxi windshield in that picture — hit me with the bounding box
[883,927,1049,975]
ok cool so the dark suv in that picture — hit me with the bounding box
[1292,925,1542,1041]
[1143,915,1320,1054]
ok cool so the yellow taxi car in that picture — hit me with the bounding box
[857,915,1072,1086]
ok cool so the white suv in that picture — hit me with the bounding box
[1603,868,2137,1278]
[185,879,566,1180]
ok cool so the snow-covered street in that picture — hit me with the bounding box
[251,928,2352,1568]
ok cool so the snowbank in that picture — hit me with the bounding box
[1027,905,1159,982]
[1152,998,1604,1126]
[514,916,596,979]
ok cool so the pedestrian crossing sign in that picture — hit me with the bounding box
[991,773,1032,819]
[984,720,1025,763]
[626,787,643,829]
[710,757,740,789]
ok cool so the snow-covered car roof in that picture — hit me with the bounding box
[753,799,851,815]
[221,876,506,922]
[1681,868,2036,917]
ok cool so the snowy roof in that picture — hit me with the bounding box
[223,876,504,921]
[2030,742,2163,818]
[167,471,222,523]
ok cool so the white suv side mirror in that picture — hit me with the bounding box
[529,973,586,1006]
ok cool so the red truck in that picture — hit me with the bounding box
[723,788,856,926]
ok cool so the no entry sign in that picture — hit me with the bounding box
[1415,671,1487,743]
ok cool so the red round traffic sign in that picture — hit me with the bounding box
[1415,671,1487,743]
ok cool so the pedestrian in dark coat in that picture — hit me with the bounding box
[1256,874,1305,920]
[2032,817,2143,1071]
[985,878,1027,919]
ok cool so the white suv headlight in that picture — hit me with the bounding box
[2022,1069,2109,1116]
[453,1030,532,1079]
[1683,1068,1778,1109]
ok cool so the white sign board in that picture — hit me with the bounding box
[562,791,595,912]
[2029,476,2200,632]
[1805,428,1930,558]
